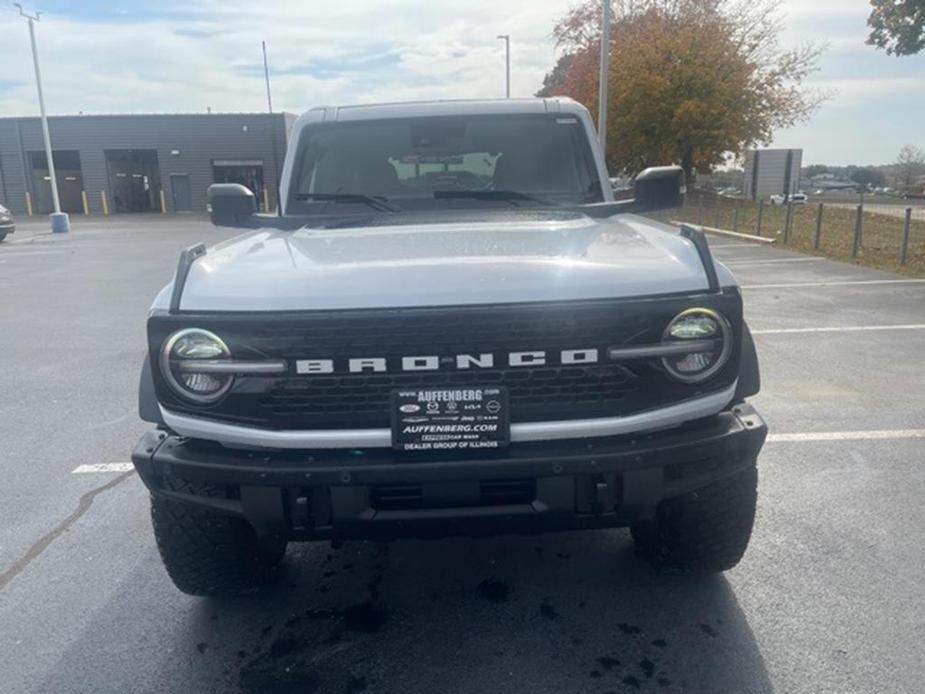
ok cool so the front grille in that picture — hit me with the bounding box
[150,294,742,432]
[370,479,536,511]
[259,363,639,427]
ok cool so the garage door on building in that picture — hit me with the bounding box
[28,150,84,214]
[213,160,267,211]
[105,149,161,213]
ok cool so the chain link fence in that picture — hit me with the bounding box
[651,190,925,276]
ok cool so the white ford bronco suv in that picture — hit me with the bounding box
[132,98,766,596]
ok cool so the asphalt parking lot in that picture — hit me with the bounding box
[1,214,924,694]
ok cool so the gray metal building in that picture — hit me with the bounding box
[0,112,295,216]
[743,148,803,201]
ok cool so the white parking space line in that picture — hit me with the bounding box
[3,253,70,258]
[752,324,925,335]
[723,258,822,266]
[767,430,925,443]
[72,463,134,474]
[743,279,925,289]
[709,244,762,251]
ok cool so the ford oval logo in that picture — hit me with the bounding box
[399,404,421,414]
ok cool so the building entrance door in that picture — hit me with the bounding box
[170,174,192,212]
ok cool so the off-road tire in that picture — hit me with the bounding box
[631,464,757,573]
[151,478,287,596]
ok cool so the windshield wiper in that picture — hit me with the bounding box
[433,190,555,206]
[293,193,400,212]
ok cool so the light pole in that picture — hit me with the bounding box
[15,3,69,232]
[261,40,281,215]
[497,34,510,98]
[261,40,274,113]
[597,0,610,155]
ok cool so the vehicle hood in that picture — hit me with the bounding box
[168,212,734,312]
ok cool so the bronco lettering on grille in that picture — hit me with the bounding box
[295,349,600,375]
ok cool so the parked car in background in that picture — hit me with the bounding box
[609,176,632,192]
[0,204,15,242]
[769,193,807,205]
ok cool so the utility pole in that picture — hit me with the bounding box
[262,40,282,216]
[15,4,69,232]
[497,34,510,98]
[597,0,610,155]
[261,40,274,113]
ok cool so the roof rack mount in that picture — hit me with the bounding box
[679,223,720,293]
[168,243,207,313]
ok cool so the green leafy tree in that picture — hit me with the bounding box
[868,0,925,55]
[536,54,575,98]
[894,144,925,192]
[849,167,886,188]
[804,164,829,179]
[540,0,826,180]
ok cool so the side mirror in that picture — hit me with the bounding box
[207,183,257,228]
[632,166,685,212]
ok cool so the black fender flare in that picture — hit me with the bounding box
[139,354,165,425]
[735,321,761,400]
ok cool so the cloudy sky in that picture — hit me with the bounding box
[1,0,923,165]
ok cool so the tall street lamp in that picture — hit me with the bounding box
[261,40,282,215]
[15,3,70,233]
[497,34,510,98]
[598,0,610,155]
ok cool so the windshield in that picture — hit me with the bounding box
[287,113,604,214]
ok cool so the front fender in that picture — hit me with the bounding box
[138,354,165,425]
[735,321,761,400]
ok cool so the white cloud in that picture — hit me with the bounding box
[1,0,923,165]
[809,76,925,102]
[0,1,564,116]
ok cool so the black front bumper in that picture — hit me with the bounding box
[132,404,767,541]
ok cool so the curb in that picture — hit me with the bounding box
[671,221,777,245]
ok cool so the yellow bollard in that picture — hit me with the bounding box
[160,189,167,214]
[100,190,110,216]
[81,190,90,215]
[25,191,33,216]
[263,187,270,213]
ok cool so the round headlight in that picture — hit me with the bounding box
[661,308,732,383]
[160,328,233,403]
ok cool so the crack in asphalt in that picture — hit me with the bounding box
[0,471,135,592]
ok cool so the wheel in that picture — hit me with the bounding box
[150,478,287,596]
[0,233,7,243]
[631,464,757,573]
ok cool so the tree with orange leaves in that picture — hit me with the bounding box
[538,0,825,180]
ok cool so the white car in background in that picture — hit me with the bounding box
[769,193,807,206]
[0,204,16,242]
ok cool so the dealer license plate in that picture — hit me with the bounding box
[391,387,509,451]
